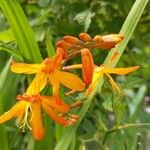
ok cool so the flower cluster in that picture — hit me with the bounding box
[0,33,139,140]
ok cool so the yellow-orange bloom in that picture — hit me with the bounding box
[56,33,124,52]
[0,94,80,140]
[56,33,124,85]
[62,48,94,85]
[86,65,140,95]
[11,48,85,103]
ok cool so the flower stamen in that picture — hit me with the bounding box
[19,104,32,132]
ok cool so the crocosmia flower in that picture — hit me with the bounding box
[11,48,85,103]
[86,65,140,95]
[0,94,80,140]
[56,33,124,52]
[56,33,124,85]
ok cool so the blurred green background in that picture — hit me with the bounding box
[0,0,150,150]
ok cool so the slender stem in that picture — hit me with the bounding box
[103,123,150,144]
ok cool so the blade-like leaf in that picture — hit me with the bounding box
[46,29,55,57]
[0,57,12,150]
[0,0,42,62]
[0,29,15,43]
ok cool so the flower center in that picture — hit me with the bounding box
[42,58,55,73]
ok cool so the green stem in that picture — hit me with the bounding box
[103,123,150,144]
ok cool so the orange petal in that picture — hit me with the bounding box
[81,48,94,84]
[53,51,64,67]
[93,34,124,49]
[53,84,62,105]
[41,96,70,113]
[56,47,68,59]
[102,34,124,44]
[94,42,116,49]
[26,71,48,95]
[93,35,115,49]
[105,66,140,75]
[42,103,70,126]
[30,103,44,140]
[79,33,92,42]
[55,70,85,91]
[63,36,80,45]
[11,61,43,74]
[93,35,103,42]
[56,40,72,50]
[0,101,27,124]
[49,71,59,88]
[43,53,63,70]
[63,64,82,71]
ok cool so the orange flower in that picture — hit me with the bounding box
[86,65,140,95]
[62,48,94,85]
[0,94,80,140]
[11,48,85,103]
[93,34,124,49]
[56,33,124,52]
[56,33,124,85]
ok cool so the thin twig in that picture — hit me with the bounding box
[103,123,150,145]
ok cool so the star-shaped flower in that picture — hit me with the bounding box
[0,94,81,140]
[11,48,85,103]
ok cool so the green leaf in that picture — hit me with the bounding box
[0,57,12,91]
[0,57,12,150]
[129,85,147,122]
[0,0,42,62]
[0,28,15,43]
[46,29,55,57]
[74,9,95,32]
[111,94,123,124]
[0,44,23,61]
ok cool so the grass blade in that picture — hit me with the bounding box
[0,0,42,62]
[0,57,12,150]
[46,29,55,57]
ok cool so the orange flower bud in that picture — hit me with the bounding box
[81,48,94,85]
[79,33,92,42]
[56,40,72,50]
[102,34,124,44]
[63,36,80,45]
[93,34,124,49]
[93,35,103,42]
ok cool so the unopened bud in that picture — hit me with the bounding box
[79,33,92,42]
